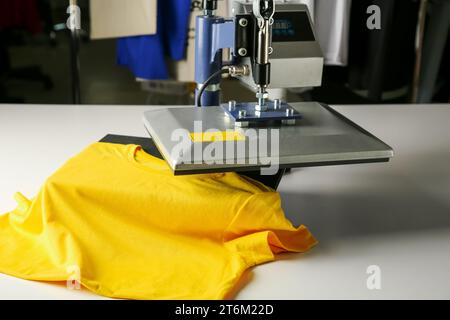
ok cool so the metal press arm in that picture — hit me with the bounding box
[253,0,275,110]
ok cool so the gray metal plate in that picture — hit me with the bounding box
[143,102,394,175]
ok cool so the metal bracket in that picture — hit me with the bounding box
[222,100,302,127]
[234,14,254,58]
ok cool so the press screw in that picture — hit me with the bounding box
[286,108,294,116]
[239,18,248,27]
[228,100,236,111]
[238,48,247,56]
[273,99,281,109]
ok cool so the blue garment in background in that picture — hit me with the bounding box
[117,0,191,80]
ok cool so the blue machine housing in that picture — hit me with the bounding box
[194,14,235,107]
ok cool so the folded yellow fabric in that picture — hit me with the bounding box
[0,142,317,299]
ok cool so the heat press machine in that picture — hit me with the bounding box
[105,0,393,190]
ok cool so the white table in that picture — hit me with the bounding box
[1,103,449,300]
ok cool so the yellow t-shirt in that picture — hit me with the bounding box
[0,142,316,299]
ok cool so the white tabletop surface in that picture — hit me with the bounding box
[0,103,449,300]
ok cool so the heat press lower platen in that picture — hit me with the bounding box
[143,102,394,175]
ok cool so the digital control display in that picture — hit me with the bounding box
[273,19,296,37]
[272,11,315,42]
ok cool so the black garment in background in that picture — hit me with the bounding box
[417,0,450,103]
[0,31,11,74]
[348,0,419,102]
[0,31,11,100]
[433,32,450,102]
